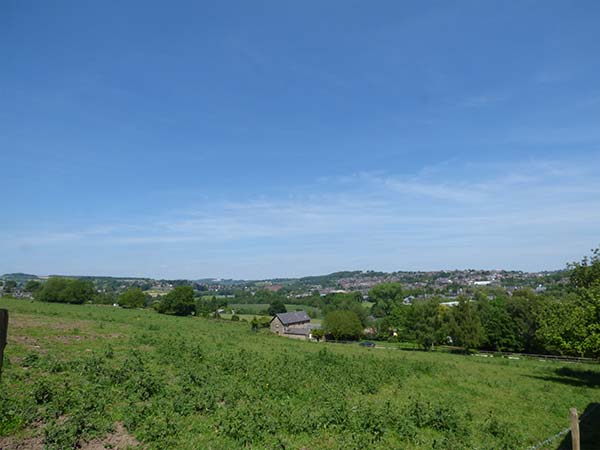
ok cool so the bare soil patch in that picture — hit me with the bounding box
[79,423,140,450]
[0,422,140,450]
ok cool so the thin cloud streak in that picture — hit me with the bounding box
[4,159,599,260]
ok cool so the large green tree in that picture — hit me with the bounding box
[2,280,17,294]
[536,296,589,356]
[411,299,447,350]
[321,293,370,328]
[119,287,146,308]
[156,286,196,316]
[379,303,412,340]
[507,290,541,353]
[569,246,600,290]
[449,298,483,351]
[536,247,600,357]
[36,277,96,304]
[196,295,226,317]
[24,280,42,293]
[369,282,403,317]
[478,298,519,352]
[267,300,287,316]
[323,310,363,340]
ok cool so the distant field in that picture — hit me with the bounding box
[220,312,322,325]
[219,313,265,322]
[228,303,321,318]
[145,289,171,297]
[226,303,269,314]
[1,297,599,449]
[199,295,229,300]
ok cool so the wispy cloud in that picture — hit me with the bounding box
[2,157,599,276]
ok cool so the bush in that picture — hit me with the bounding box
[36,278,96,304]
[156,286,196,316]
[323,310,363,340]
[119,287,146,308]
[267,300,287,316]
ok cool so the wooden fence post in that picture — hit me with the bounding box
[570,407,580,450]
[0,309,7,381]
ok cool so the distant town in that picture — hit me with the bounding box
[0,268,566,302]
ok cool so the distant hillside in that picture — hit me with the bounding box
[1,273,40,282]
[1,268,568,292]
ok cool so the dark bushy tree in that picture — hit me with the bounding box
[156,286,196,316]
[369,282,403,317]
[2,280,17,294]
[449,298,483,351]
[412,300,444,350]
[536,247,600,357]
[478,298,520,352]
[569,246,600,290]
[196,295,226,317]
[36,277,96,304]
[119,287,146,308]
[321,293,370,328]
[94,291,117,305]
[323,310,363,340]
[24,280,42,293]
[536,296,588,356]
[267,300,287,316]
[507,290,540,353]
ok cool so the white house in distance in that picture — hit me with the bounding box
[270,311,319,340]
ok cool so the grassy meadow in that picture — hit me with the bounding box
[1,297,599,449]
[227,303,322,318]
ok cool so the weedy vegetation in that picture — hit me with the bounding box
[0,297,598,449]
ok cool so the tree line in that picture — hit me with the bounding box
[9,247,600,358]
[366,248,600,357]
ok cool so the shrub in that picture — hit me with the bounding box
[323,310,363,340]
[119,287,146,308]
[267,300,287,316]
[156,286,196,316]
[36,277,96,304]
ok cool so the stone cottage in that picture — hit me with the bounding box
[270,311,319,340]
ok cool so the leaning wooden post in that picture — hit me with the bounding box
[0,309,8,381]
[570,407,580,450]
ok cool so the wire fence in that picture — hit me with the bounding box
[527,403,599,450]
[476,350,598,364]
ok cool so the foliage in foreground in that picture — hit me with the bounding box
[1,298,598,450]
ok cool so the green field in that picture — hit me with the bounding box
[1,297,599,449]
[228,303,322,318]
[219,313,323,325]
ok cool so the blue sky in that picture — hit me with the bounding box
[1,1,600,279]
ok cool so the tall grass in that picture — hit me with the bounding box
[1,297,598,449]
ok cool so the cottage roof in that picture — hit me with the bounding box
[273,311,310,325]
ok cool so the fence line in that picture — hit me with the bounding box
[476,350,598,364]
[527,403,599,450]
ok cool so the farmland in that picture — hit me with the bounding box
[1,297,599,449]
[227,303,322,318]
